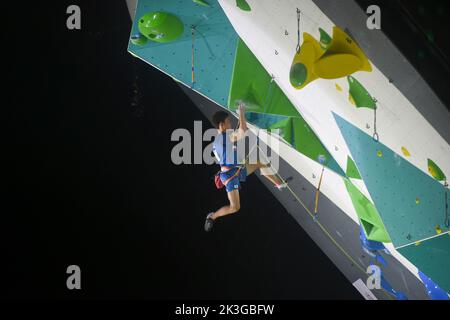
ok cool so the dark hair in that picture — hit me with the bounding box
[212,111,229,129]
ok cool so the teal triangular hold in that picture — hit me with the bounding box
[334,112,449,247]
[245,112,289,129]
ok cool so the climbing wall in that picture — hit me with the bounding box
[128,0,449,298]
[128,0,238,106]
[398,234,450,293]
[336,112,450,293]
[217,0,449,295]
[335,113,449,247]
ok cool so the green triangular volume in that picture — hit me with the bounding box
[346,156,362,179]
[269,118,294,146]
[344,179,391,243]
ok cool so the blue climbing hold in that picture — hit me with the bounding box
[360,225,385,251]
[418,271,450,300]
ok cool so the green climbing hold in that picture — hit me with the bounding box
[130,33,148,46]
[347,76,376,109]
[193,0,210,7]
[428,159,446,181]
[236,0,251,11]
[319,28,332,50]
[138,12,184,43]
[344,179,391,243]
[346,156,362,179]
[290,63,307,88]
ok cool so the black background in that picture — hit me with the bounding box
[4,0,449,300]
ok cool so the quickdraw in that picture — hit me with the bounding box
[296,8,301,53]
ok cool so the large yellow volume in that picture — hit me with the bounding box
[290,26,372,90]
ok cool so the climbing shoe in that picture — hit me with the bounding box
[204,213,215,232]
[276,182,288,190]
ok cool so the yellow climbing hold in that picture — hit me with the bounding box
[289,26,372,90]
[435,225,442,235]
[314,27,372,79]
[415,241,421,246]
[415,197,420,205]
[348,94,356,106]
[377,150,383,157]
[335,83,343,92]
[401,147,411,157]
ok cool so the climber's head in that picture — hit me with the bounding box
[212,111,232,132]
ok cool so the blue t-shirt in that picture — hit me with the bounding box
[213,132,240,167]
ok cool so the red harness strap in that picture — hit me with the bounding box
[222,167,242,187]
[214,166,243,189]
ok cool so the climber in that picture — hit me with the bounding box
[204,103,287,232]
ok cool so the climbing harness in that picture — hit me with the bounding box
[296,8,301,53]
[191,25,196,87]
[215,166,243,189]
[372,98,379,142]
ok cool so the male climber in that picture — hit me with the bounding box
[204,103,287,232]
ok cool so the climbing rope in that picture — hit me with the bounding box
[314,165,325,215]
[296,8,301,53]
[372,98,379,142]
[191,25,196,87]
[254,142,394,299]
[445,181,449,228]
[256,144,364,272]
